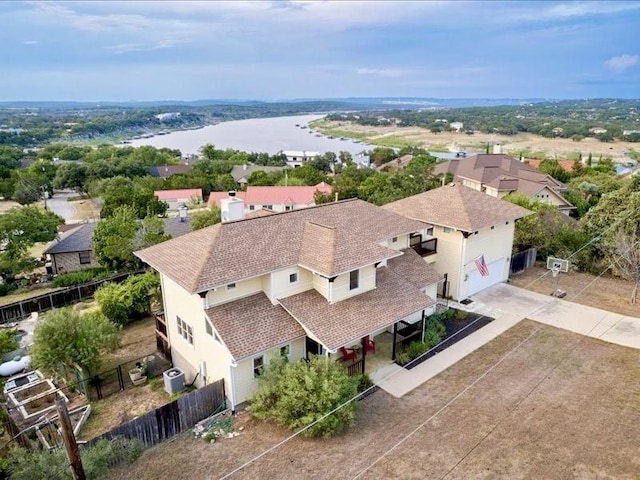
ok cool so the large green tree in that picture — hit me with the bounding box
[31,307,121,376]
[94,176,168,219]
[191,206,222,231]
[0,206,64,280]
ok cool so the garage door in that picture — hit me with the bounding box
[467,258,505,296]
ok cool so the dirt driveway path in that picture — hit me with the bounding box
[109,321,640,480]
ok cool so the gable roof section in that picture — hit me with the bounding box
[387,248,443,290]
[279,267,435,351]
[205,293,305,361]
[44,223,96,254]
[149,165,193,178]
[383,183,532,232]
[135,199,428,294]
[230,165,285,183]
[154,189,202,201]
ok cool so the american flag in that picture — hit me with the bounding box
[474,255,490,277]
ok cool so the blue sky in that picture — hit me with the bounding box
[1,1,639,101]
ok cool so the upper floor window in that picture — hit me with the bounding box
[349,270,359,291]
[227,283,236,290]
[204,317,213,337]
[289,272,298,284]
[280,344,290,359]
[443,227,452,233]
[79,251,91,265]
[426,227,434,236]
[391,237,397,243]
[177,316,193,345]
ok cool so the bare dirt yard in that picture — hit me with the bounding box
[108,320,640,480]
[78,316,171,440]
[510,265,640,318]
[317,120,637,162]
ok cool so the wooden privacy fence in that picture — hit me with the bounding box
[510,248,537,276]
[0,270,143,324]
[86,379,226,449]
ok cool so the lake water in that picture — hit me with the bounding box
[127,114,375,159]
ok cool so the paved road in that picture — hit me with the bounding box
[46,190,77,222]
[378,282,640,397]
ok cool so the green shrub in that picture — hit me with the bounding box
[455,309,469,321]
[355,374,374,393]
[424,329,442,348]
[53,268,110,288]
[0,329,19,357]
[394,350,411,366]
[95,272,160,325]
[406,340,428,359]
[0,283,17,297]
[6,436,143,480]
[250,356,359,438]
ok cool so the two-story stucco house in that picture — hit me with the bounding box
[135,198,443,410]
[384,183,532,301]
[432,154,575,215]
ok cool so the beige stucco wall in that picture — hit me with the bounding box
[430,225,464,300]
[312,273,330,301]
[271,267,314,301]
[52,251,100,274]
[247,202,313,213]
[332,264,376,303]
[233,337,306,405]
[205,276,263,308]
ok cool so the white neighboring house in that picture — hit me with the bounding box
[135,198,443,410]
[282,150,320,168]
[384,183,532,301]
[449,122,464,132]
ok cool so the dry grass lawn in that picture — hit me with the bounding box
[316,120,637,162]
[510,265,640,318]
[70,198,100,222]
[107,320,640,480]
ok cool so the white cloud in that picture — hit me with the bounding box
[31,2,152,32]
[605,54,638,73]
[22,40,38,45]
[104,33,190,55]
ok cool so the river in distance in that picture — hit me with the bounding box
[127,114,374,160]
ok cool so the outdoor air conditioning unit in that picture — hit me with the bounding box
[163,367,185,394]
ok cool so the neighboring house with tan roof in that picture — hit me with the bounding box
[230,164,286,187]
[433,154,574,215]
[135,198,443,409]
[154,188,203,211]
[384,183,532,301]
[207,183,332,213]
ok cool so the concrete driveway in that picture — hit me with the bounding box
[378,282,640,397]
[47,189,77,222]
[473,283,640,349]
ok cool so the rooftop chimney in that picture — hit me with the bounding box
[179,205,188,223]
[492,143,503,154]
[221,193,244,222]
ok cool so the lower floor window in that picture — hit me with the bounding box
[78,251,91,265]
[253,356,264,377]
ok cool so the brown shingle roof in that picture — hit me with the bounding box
[383,183,532,232]
[135,199,428,293]
[387,249,443,290]
[205,293,305,361]
[278,267,435,351]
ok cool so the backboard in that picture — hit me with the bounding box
[546,256,569,273]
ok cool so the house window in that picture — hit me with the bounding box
[78,251,91,265]
[289,272,298,284]
[249,205,255,211]
[491,226,495,230]
[227,283,236,290]
[285,206,291,211]
[505,221,509,225]
[280,344,290,359]
[391,237,397,243]
[443,227,452,233]
[265,205,273,209]
[349,270,359,291]
[253,356,264,377]
[426,226,434,236]
[205,317,213,336]
[177,316,193,345]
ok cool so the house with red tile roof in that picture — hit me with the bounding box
[154,188,203,210]
[135,198,443,409]
[207,183,331,213]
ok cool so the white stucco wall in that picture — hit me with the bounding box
[331,264,376,303]
[205,276,263,308]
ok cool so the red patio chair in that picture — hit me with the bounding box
[339,346,357,362]
[364,336,375,354]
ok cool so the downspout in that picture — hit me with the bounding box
[458,231,468,300]
[421,310,426,343]
[229,361,238,413]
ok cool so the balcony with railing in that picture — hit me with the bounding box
[410,234,437,257]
